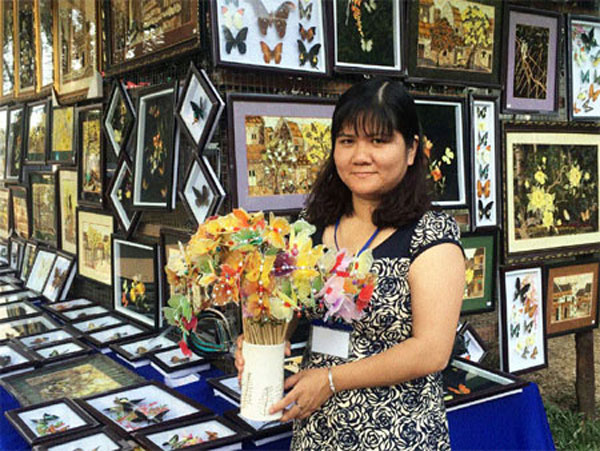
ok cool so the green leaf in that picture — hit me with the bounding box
[182,302,192,322]
[163,307,176,325]
[168,294,186,309]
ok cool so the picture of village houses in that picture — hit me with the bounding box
[244,115,331,197]
[464,246,485,299]
[551,273,594,324]
[416,0,495,73]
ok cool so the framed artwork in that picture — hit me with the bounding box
[0,240,7,265]
[29,171,58,247]
[25,248,56,293]
[18,329,76,350]
[332,0,403,75]
[133,414,249,451]
[80,381,211,433]
[407,0,502,86]
[50,106,75,165]
[58,169,78,254]
[56,305,110,323]
[86,323,148,347]
[567,15,600,121]
[24,99,50,164]
[112,237,161,329]
[10,186,30,239]
[0,341,36,375]
[110,333,177,365]
[31,428,124,451]
[502,6,560,114]
[176,63,225,152]
[0,353,144,406]
[34,0,54,91]
[0,301,41,323]
[0,108,7,179]
[6,105,25,182]
[0,315,60,343]
[9,238,25,272]
[461,233,495,315]
[211,0,329,76]
[71,313,125,333]
[133,84,179,210]
[19,241,37,281]
[41,298,93,314]
[0,187,10,239]
[103,80,135,157]
[14,0,37,96]
[457,322,488,363]
[503,124,600,263]
[54,0,100,99]
[107,0,200,74]
[223,409,292,444]
[1,0,15,98]
[228,93,335,212]
[181,155,226,226]
[28,339,93,364]
[149,345,209,378]
[76,209,114,285]
[414,95,468,207]
[207,374,241,406]
[42,252,76,302]
[159,228,192,303]
[0,291,39,306]
[77,104,104,207]
[545,261,599,337]
[107,156,140,236]
[500,265,547,375]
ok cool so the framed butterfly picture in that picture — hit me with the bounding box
[180,155,226,226]
[41,252,76,303]
[211,0,329,75]
[567,15,600,121]
[107,156,141,236]
[332,0,404,75]
[103,80,136,158]
[469,93,499,230]
[176,63,225,153]
[499,265,547,375]
[460,233,496,315]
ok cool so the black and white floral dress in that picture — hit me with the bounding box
[291,211,462,451]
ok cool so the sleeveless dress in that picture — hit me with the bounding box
[291,211,462,451]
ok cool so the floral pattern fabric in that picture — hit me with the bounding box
[291,211,461,450]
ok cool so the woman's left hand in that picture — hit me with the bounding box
[269,367,333,421]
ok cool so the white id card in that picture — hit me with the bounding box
[310,324,351,359]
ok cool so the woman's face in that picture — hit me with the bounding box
[333,126,418,202]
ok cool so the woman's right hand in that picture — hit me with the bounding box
[235,334,245,384]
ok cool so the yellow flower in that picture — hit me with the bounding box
[543,192,555,212]
[543,210,554,229]
[135,282,145,296]
[524,180,530,189]
[465,268,474,285]
[584,172,591,181]
[534,170,547,185]
[527,187,547,212]
[265,213,291,249]
[187,237,217,257]
[568,166,582,188]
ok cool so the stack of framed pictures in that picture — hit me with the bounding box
[24,248,76,303]
[149,345,210,386]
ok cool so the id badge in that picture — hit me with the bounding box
[309,320,352,359]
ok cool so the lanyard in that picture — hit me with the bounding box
[334,218,380,256]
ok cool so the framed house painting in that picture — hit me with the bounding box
[103,80,135,157]
[181,155,226,226]
[133,84,179,210]
[500,265,547,375]
[332,0,404,75]
[407,0,502,86]
[0,188,10,239]
[470,93,499,229]
[29,172,58,247]
[502,6,560,114]
[211,0,329,76]
[1,0,15,99]
[0,108,7,179]
[545,261,599,337]
[228,93,335,213]
[58,169,78,254]
[10,186,29,239]
[107,157,140,236]
[14,0,37,97]
[6,105,25,182]
[460,233,495,314]
[567,15,600,121]
[50,106,75,165]
[76,104,104,207]
[414,95,468,208]
[24,99,50,164]
[112,237,161,329]
[503,124,600,263]
[34,0,54,91]
[76,209,114,285]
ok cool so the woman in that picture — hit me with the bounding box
[236,78,465,450]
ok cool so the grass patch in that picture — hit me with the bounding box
[545,402,600,450]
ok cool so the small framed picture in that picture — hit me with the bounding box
[85,323,148,348]
[30,427,124,451]
[0,315,61,343]
[57,168,79,255]
[41,298,94,314]
[499,265,548,374]
[54,305,110,324]
[79,381,212,433]
[76,104,104,207]
[457,323,488,363]
[180,155,225,226]
[107,156,140,237]
[0,300,41,323]
[149,346,210,379]
[28,171,58,247]
[18,329,77,350]
[0,341,37,375]
[110,333,178,367]
[24,99,50,165]
[28,338,93,364]
[460,233,496,315]
[41,253,76,303]
[223,409,293,445]
[0,239,8,265]
[5,398,98,445]
[76,208,114,286]
[6,105,25,183]
[70,314,126,334]
[10,185,30,240]
[159,228,192,304]
[207,374,241,406]
[103,81,136,158]
[0,187,11,239]
[49,105,76,165]
[0,108,7,181]
[25,248,56,293]
[0,290,40,305]
[9,238,25,272]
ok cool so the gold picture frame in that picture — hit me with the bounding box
[76,208,113,285]
[14,0,37,98]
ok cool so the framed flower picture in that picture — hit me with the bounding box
[34,0,54,92]
[332,0,404,75]
[567,15,600,121]
[42,252,76,302]
[103,80,135,157]
[14,0,37,97]
[58,169,78,254]
[159,228,192,303]
[407,0,502,86]
[76,209,114,285]
[49,106,75,165]
[25,248,56,293]
[503,124,600,263]
[0,187,10,239]
[500,265,547,375]
[6,105,25,182]
[10,185,30,239]
[181,155,226,226]
[0,108,8,179]
[461,233,495,315]
[29,171,58,247]
[19,241,37,282]
[414,95,468,208]
[228,93,335,212]
[76,104,104,207]
[0,341,36,375]
[107,156,140,236]
[211,0,329,76]
[112,237,161,329]
[545,261,599,337]
[502,6,560,114]
[176,63,225,152]
[24,99,50,164]
[1,0,15,99]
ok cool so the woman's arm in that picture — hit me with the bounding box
[271,243,465,420]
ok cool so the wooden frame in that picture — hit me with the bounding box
[49,105,76,166]
[0,0,16,100]
[14,0,37,98]
[25,247,55,293]
[149,345,209,377]
[10,185,30,240]
[33,0,54,93]
[28,171,58,247]
[8,237,24,272]
[0,290,40,307]
[57,168,78,254]
[19,241,37,282]
[0,107,8,181]
[0,300,41,323]
[76,104,104,208]
[69,313,126,335]
[52,305,109,324]
[0,340,37,375]
[0,187,11,240]
[6,104,25,183]
[109,332,177,364]
[106,155,140,237]
[103,80,135,158]
[76,208,114,286]
[180,154,225,227]
[16,328,75,350]
[41,251,76,302]
[84,322,148,348]
[223,409,293,443]
[40,298,94,315]
[460,232,496,315]
[207,374,241,405]
[24,98,50,165]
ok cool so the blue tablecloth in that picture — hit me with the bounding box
[0,352,554,450]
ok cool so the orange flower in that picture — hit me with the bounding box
[431,167,442,182]
[247,292,271,318]
[265,213,291,248]
[423,136,433,159]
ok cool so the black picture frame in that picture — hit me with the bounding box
[159,227,192,305]
[0,107,9,183]
[0,290,40,306]
[149,345,209,377]
[0,314,61,343]
[180,154,225,227]
[0,300,42,323]
[0,340,37,375]
[109,332,178,364]
[207,374,241,406]
[6,104,25,183]
[457,322,489,363]
[49,105,77,166]
[24,98,51,165]
[76,104,105,208]
[106,155,140,237]
[103,80,136,158]
[25,247,56,294]
[0,186,11,240]
[223,409,293,442]
[39,298,94,315]
[27,338,94,364]
[83,322,149,349]
[57,168,78,255]
[16,328,77,350]
[10,185,30,240]
[67,313,127,336]
[19,241,37,282]
[30,426,125,451]
[41,251,76,302]
[28,171,58,247]
[9,237,26,274]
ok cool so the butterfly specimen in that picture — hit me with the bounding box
[530,346,538,359]
[105,397,144,416]
[32,413,68,436]
[478,163,489,179]
[524,298,538,318]
[513,277,531,304]
[582,69,590,83]
[136,343,162,355]
[192,185,210,208]
[190,98,206,124]
[477,131,488,148]
[299,0,312,20]
[510,323,520,338]
[589,83,600,102]
[247,0,295,38]
[222,6,244,30]
[299,23,316,42]
[260,41,283,64]
[478,199,493,220]
[171,355,191,364]
[477,179,490,198]
[51,267,67,289]
[225,0,239,5]
[523,319,534,334]
[0,355,11,367]
[298,40,321,67]
[580,27,597,53]
[581,208,591,222]
[222,26,248,54]
[521,346,530,359]
[447,383,471,395]
[476,106,487,119]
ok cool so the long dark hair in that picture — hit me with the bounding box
[304,77,431,228]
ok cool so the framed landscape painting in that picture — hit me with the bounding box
[228,93,335,212]
[10,186,29,240]
[77,104,104,207]
[461,234,495,315]
[503,124,600,263]
[50,106,75,165]
[76,209,113,285]
[29,172,58,247]
[58,169,78,254]
[24,99,49,164]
